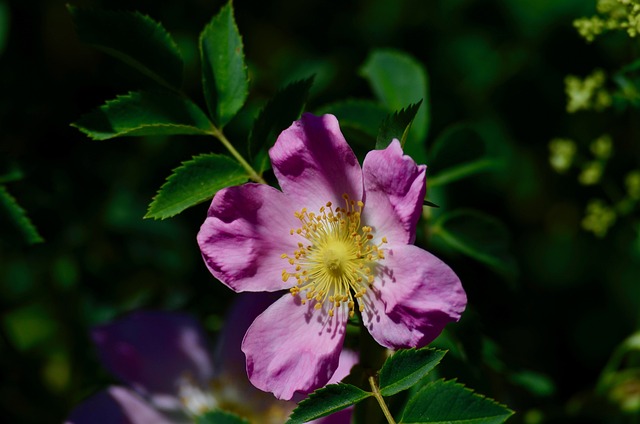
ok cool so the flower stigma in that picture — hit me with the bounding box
[281,193,387,318]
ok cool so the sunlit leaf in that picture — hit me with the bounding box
[376,101,423,150]
[0,185,43,245]
[199,0,248,127]
[432,209,517,279]
[146,153,248,219]
[400,379,514,423]
[379,347,446,396]
[360,49,429,163]
[72,91,214,140]
[68,6,183,89]
[287,383,371,424]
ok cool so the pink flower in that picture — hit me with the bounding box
[66,293,357,424]
[197,113,467,400]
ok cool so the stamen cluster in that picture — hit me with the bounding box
[281,194,386,318]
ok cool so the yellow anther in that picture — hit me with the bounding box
[281,197,387,318]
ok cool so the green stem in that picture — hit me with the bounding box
[211,127,267,184]
[368,376,397,424]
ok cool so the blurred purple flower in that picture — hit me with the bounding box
[197,113,467,400]
[66,293,357,424]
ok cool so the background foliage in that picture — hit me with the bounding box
[1,0,639,423]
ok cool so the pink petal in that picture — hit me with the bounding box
[327,348,358,385]
[91,311,214,411]
[198,183,302,292]
[241,294,349,400]
[270,113,363,212]
[362,139,426,245]
[65,386,175,424]
[360,244,466,349]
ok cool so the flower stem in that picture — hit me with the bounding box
[210,126,267,184]
[368,376,397,424]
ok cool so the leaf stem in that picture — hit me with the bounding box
[368,376,397,424]
[211,127,267,184]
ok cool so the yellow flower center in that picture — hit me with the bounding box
[281,194,387,318]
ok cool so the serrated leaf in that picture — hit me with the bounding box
[0,185,43,244]
[199,1,248,127]
[376,101,423,150]
[286,383,371,424]
[432,209,517,279]
[360,49,429,163]
[72,91,214,140]
[379,348,446,396]
[400,379,514,423]
[428,124,501,188]
[68,6,183,89]
[196,410,249,424]
[146,153,248,219]
[249,77,314,159]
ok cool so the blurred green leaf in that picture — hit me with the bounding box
[400,379,514,423]
[428,124,501,188]
[3,303,57,351]
[432,209,517,279]
[145,153,248,219]
[197,410,249,424]
[0,185,43,244]
[68,6,183,89]
[379,347,446,396]
[0,0,9,57]
[199,1,248,127]
[360,49,429,163]
[249,77,314,160]
[287,383,371,424]
[0,166,23,184]
[376,101,423,150]
[72,91,214,140]
[316,99,388,147]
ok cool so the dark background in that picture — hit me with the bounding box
[1,0,639,422]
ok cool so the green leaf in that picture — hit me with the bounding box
[379,347,447,396]
[400,379,514,423]
[376,101,423,150]
[146,153,248,219]
[249,77,314,159]
[360,49,429,163]
[432,209,517,279]
[286,383,371,424]
[68,6,183,89]
[428,124,501,188]
[0,0,9,57]
[72,91,214,140]
[316,99,388,147]
[199,0,248,127]
[0,185,43,245]
[423,199,439,208]
[196,410,249,424]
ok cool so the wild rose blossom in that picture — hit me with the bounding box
[197,113,467,400]
[66,293,357,424]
